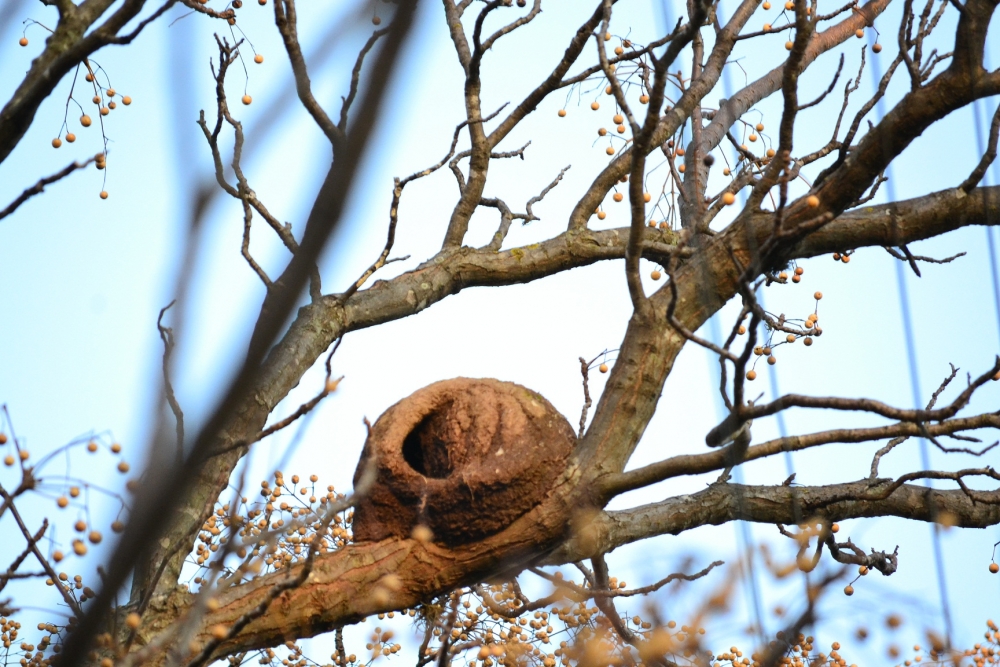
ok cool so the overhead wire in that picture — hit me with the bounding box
[866,27,954,644]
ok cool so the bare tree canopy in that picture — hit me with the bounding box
[0,0,999,666]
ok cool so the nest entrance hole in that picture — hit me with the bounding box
[401,405,455,479]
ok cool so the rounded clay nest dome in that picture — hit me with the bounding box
[351,378,577,547]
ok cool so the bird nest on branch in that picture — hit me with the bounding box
[352,378,576,546]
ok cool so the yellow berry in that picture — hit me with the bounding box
[99,191,108,200]
[254,54,264,64]
[746,370,757,381]
[605,146,615,155]
[599,363,609,373]
[372,15,381,25]
[80,115,92,127]
[785,41,794,50]
[613,192,624,202]
[558,109,567,117]
[66,133,76,143]
[872,43,883,53]
[591,101,600,111]
[57,496,69,508]
[19,37,29,46]
[122,95,132,105]
[807,195,820,207]
[52,137,62,148]
[650,270,662,281]
[844,585,854,596]
[722,192,736,205]
[242,94,252,105]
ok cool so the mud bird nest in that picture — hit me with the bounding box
[352,378,576,546]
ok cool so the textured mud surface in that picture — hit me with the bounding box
[352,378,576,546]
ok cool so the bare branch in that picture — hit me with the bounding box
[960,102,1000,193]
[0,158,95,221]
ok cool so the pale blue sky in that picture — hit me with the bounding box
[0,0,998,662]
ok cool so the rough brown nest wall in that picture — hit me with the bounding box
[352,378,577,546]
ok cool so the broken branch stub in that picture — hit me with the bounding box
[352,378,576,546]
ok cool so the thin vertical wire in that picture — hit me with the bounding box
[716,6,768,644]
[973,96,1000,345]
[973,42,1000,594]
[867,29,954,643]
